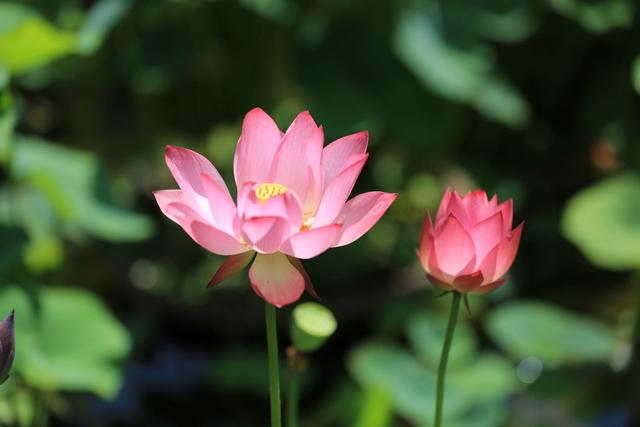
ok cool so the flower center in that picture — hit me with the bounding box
[255,183,288,204]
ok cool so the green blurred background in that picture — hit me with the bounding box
[0,0,638,426]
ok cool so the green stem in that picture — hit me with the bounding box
[434,291,462,427]
[266,303,282,427]
[287,369,301,427]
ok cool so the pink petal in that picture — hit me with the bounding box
[435,189,454,228]
[190,221,249,255]
[418,211,435,271]
[438,190,473,231]
[453,271,484,293]
[287,256,320,300]
[208,251,256,287]
[494,222,524,278]
[154,190,188,223]
[469,212,504,264]
[201,173,239,237]
[269,112,324,211]
[312,154,368,227]
[474,277,508,294]
[281,225,342,259]
[426,273,454,291]
[333,191,398,247]
[156,192,246,255]
[478,243,499,283]
[322,131,368,186]
[165,146,227,217]
[249,252,305,308]
[497,199,514,234]
[234,108,283,186]
[433,214,476,276]
[155,192,244,256]
[241,216,291,253]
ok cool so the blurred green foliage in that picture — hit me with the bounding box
[0,0,637,425]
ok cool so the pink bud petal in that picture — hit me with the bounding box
[494,222,524,278]
[418,211,435,272]
[474,277,508,294]
[208,251,256,288]
[333,191,397,247]
[470,212,503,264]
[249,253,305,308]
[433,214,476,275]
[453,271,484,293]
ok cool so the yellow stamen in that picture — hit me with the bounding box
[255,183,288,204]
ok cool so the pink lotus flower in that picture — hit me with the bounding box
[155,108,397,307]
[418,189,523,293]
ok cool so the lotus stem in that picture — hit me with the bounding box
[434,291,462,427]
[266,302,282,427]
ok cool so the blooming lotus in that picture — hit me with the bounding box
[418,189,523,293]
[155,108,397,307]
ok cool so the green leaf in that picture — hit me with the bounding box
[561,173,640,270]
[486,301,615,367]
[0,3,77,74]
[12,136,154,242]
[76,0,132,55]
[0,285,131,399]
[348,343,515,425]
[548,0,635,33]
[392,10,529,128]
[406,312,476,369]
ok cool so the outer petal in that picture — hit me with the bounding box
[322,131,368,186]
[190,221,249,255]
[241,217,291,253]
[270,112,323,212]
[452,271,484,293]
[494,222,524,278]
[154,190,188,224]
[165,146,227,218]
[235,108,283,186]
[156,190,246,255]
[201,173,239,237]
[313,154,368,227]
[497,199,514,234]
[281,225,342,259]
[249,253,305,308]
[333,191,397,247]
[208,251,256,287]
[469,212,504,264]
[433,215,476,276]
[417,211,434,271]
[474,277,508,294]
[435,189,454,229]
